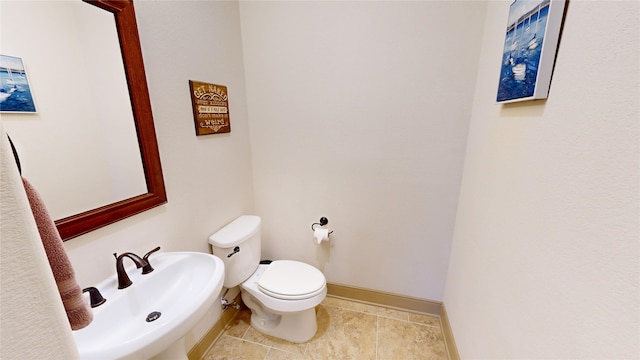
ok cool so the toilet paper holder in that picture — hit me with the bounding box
[311,217,333,234]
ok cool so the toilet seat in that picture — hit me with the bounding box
[241,261,327,314]
[258,260,326,300]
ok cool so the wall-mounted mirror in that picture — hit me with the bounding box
[1,0,167,240]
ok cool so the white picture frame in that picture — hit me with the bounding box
[497,0,566,103]
[0,54,37,113]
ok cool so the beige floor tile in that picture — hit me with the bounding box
[204,335,269,360]
[243,326,307,356]
[368,305,409,321]
[305,305,377,360]
[323,296,409,321]
[223,308,252,339]
[203,297,448,360]
[322,296,379,314]
[321,296,352,309]
[354,301,392,316]
[321,296,371,313]
[312,302,331,339]
[408,312,441,327]
[377,316,447,360]
[265,348,305,360]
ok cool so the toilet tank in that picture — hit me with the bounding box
[209,215,261,288]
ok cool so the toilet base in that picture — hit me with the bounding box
[241,291,319,343]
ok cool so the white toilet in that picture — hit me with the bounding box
[209,215,327,343]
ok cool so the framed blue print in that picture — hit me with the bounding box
[497,0,566,103]
[0,55,37,113]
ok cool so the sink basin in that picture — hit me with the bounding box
[73,251,224,359]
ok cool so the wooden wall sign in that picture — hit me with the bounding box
[189,80,230,135]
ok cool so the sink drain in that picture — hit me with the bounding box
[146,311,161,322]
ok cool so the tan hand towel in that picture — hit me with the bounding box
[22,177,93,330]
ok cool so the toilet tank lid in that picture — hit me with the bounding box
[209,215,261,248]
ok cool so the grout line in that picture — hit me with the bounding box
[406,318,442,328]
[223,327,248,341]
[324,300,441,328]
[375,314,379,360]
[232,335,271,350]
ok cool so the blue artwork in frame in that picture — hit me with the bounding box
[497,0,566,103]
[0,54,37,113]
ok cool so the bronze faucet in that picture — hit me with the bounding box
[113,252,149,289]
[113,247,162,289]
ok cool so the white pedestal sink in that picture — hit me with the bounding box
[73,252,224,359]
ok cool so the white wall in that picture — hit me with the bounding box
[444,1,640,358]
[240,0,487,301]
[59,0,254,351]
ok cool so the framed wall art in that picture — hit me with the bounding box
[497,0,566,103]
[189,80,230,136]
[0,55,37,113]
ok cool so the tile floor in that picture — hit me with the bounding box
[203,296,449,360]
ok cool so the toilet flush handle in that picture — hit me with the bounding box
[227,246,240,258]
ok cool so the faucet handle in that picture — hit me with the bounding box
[142,246,161,274]
[82,287,106,308]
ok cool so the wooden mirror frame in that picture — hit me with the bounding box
[56,0,167,240]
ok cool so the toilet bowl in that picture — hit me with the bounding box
[240,261,326,342]
[209,216,327,343]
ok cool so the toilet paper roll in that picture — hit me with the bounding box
[314,228,329,244]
